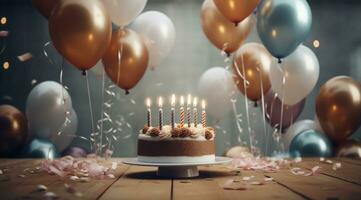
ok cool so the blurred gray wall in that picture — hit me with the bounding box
[0,0,361,157]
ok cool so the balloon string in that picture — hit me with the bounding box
[99,65,106,155]
[0,36,6,56]
[278,63,286,151]
[86,72,96,151]
[259,69,267,156]
[237,52,253,154]
[231,98,243,144]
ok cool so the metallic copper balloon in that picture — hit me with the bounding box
[0,105,28,157]
[336,139,361,158]
[102,28,149,94]
[201,0,253,55]
[316,76,361,144]
[32,0,60,19]
[213,0,260,25]
[49,0,112,71]
[232,43,272,102]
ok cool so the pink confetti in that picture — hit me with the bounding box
[231,157,289,173]
[332,162,341,171]
[17,52,33,62]
[290,166,321,176]
[0,31,8,37]
[222,179,248,190]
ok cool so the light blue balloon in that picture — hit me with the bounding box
[290,130,333,158]
[257,0,312,60]
[23,139,59,159]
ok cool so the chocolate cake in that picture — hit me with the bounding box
[137,124,215,163]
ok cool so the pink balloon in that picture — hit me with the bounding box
[263,90,305,131]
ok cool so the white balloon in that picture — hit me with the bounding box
[270,45,319,105]
[102,0,147,26]
[198,67,233,120]
[49,109,78,152]
[26,81,73,139]
[130,11,176,69]
[282,119,318,151]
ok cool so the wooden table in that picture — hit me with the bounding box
[1,158,361,200]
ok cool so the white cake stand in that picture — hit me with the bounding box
[122,156,232,178]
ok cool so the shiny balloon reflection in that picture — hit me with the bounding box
[23,139,59,159]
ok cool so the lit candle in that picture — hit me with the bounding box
[193,97,198,127]
[180,96,185,127]
[187,94,192,128]
[158,97,163,130]
[201,100,206,128]
[146,98,151,127]
[171,94,176,129]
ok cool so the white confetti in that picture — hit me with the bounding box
[36,184,48,192]
[17,52,33,62]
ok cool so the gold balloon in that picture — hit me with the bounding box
[201,0,253,55]
[32,0,60,19]
[213,0,260,25]
[102,28,149,94]
[49,0,112,71]
[316,76,361,144]
[232,43,272,102]
[336,140,361,158]
[0,105,28,157]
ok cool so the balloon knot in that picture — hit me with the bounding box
[125,90,130,95]
[82,70,87,76]
[278,58,282,64]
[254,101,258,107]
[234,22,239,27]
[226,52,231,57]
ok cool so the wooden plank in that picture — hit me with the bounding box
[173,165,305,200]
[265,167,361,200]
[296,159,361,186]
[337,158,361,166]
[99,165,172,200]
[0,158,30,167]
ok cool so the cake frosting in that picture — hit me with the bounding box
[137,123,216,163]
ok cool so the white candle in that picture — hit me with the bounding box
[146,98,151,127]
[171,94,176,129]
[201,100,206,128]
[158,97,163,130]
[180,96,185,127]
[187,94,192,128]
[193,97,198,127]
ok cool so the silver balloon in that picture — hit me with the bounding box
[282,120,319,151]
[49,109,78,152]
[24,139,59,159]
[257,0,312,59]
[269,45,319,105]
[26,81,73,139]
[289,129,333,158]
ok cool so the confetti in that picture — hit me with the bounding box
[0,30,9,37]
[17,52,33,62]
[36,184,48,192]
[332,162,341,171]
[294,157,302,163]
[264,177,274,182]
[222,179,248,190]
[44,192,58,199]
[18,174,26,178]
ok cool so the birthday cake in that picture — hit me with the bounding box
[137,95,215,163]
[137,124,215,163]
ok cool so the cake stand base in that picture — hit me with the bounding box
[157,166,199,178]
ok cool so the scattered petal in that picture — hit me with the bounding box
[332,162,341,171]
[264,177,274,182]
[294,157,302,163]
[18,174,26,178]
[0,31,9,37]
[17,52,33,62]
[36,184,48,192]
[44,192,58,199]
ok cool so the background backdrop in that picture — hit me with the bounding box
[0,0,361,156]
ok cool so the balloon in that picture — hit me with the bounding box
[49,0,112,71]
[336,140,361,158]
[62,147,87,158]
[201,0,254,55]
[23,139,59,159]
[102,0,147,26]
[232,43,272,102]
[130,11,176,69]
[282,119,319,151]
[32,0,60,19]
[257,0,312,59]
[264,90,305,131]
[26,81,73,139]
[269,45,319,105]
[289,129,333,158]
[316,76,361,144]
[0,105,28,157]
[102,28,149,94]
[198,67,234,120]
[49,109,78,152]
[213,0,260,25]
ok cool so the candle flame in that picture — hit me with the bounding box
[146,98,151,108]
[193,97,198,107]
[187,94,192,106]
[158,97,163,107]
[201,100,206,109]
[180,96,184,106]
[171,94,176,106]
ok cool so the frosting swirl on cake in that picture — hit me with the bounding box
[139,124,215,140]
